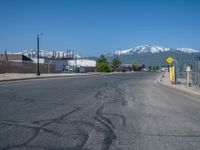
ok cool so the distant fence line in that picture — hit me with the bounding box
[0,61,55,73]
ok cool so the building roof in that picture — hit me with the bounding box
[0,54,32,62]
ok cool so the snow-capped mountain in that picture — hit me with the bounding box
[113,45,199,55]
[176,48,200,53]
[115,49,133,55]
[107,45,200,66]
[16,49,81,59]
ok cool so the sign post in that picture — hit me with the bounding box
[166,57,175,84]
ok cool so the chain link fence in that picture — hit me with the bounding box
[175,57,200,87]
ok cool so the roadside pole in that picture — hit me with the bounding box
[186,66,191,87]
[36,33,43,76]
[37,34,40,76]
[4,50,8,78]
[169,65,175,84]
[166,57,175,84]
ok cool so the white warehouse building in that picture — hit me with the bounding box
[67,59,96,72]
[68,59,96,67]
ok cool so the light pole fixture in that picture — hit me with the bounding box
[37,33,43,76]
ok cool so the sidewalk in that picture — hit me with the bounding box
[0,72,101,82]
[158,71,200,97]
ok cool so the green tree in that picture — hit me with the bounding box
[97,55,107,64]
[111,57,121,69]
[96,55,112,72]
[132,60,139,67]
[132,60,139,71]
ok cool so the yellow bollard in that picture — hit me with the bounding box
[170,66,175,84]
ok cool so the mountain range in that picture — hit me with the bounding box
[10,45,200,67]
[107,45,200,66]
[112,45,199,55]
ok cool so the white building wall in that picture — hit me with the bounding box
[32,58,45,64]
[68,59,96,67]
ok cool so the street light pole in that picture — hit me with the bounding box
[37,33,43,76]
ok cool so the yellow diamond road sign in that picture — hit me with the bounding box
[166,57,174,64]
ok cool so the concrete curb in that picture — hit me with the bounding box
[0,73,104,83]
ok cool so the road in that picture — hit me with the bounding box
[0,72,200,150]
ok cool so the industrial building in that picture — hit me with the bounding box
[67,59,96,73]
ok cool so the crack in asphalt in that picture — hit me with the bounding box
[92,79,126,150]
[94,117,117,150]
[0,107,81,150]
[102,113,126,126]
[33,107,81,127]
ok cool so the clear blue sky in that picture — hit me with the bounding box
[0,0,200,56]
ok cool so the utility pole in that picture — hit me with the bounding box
[75,51,77,72]
[4,50,8,62]
[37,33,43,76]
[4,50,8,75]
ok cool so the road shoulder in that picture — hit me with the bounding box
[155,72,200,100]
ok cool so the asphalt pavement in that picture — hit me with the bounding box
[0,72,200,150]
